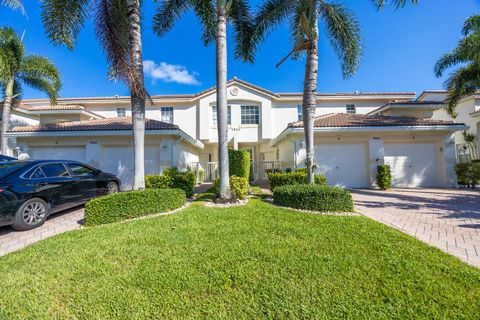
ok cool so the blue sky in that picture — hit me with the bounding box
[1,0,479,99]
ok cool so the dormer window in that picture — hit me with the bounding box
[161,107,174,124]
[346,104,356,114]
[117,108,126,117]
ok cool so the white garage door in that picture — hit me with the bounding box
[384,143,440,187]
[100,146,161,190]
[29,146,86,161]
[314,143,369,188]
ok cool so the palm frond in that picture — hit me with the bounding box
[462,14,480,36]
[191,0,216,45]
[1,0,25,14]
[434,31,480,77]
[288,0,315,62]
[152,0,190,37]
[250,0,295,59]
[373,0,419,9]
[0,27,24,79]
[41,0,92,49]
[319,1,363,78]
[18,55,61,104]
[444,64,480,116]
[228,0,254,62]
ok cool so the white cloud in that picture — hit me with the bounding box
[143,60,200,85]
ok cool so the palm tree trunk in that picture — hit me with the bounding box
[126,0,146,190]
[216,0,231,199]
[1,79,14,155]
[302,7,319,184]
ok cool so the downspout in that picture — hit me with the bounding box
[170,136,184,168]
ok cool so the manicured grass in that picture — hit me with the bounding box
[0,199,479,319]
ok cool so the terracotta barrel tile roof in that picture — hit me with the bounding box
[288,113,461,128]
[18,104,86,111]
[9,117,178,132]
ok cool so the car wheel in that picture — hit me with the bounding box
[106,182,119,194]
[12,198,50,231]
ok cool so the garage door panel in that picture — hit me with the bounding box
[384,143,440,188]
[100,146,160,190]
[314,143,368,188]
[29,147,86,161]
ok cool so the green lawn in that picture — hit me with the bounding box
[0,198,479,319]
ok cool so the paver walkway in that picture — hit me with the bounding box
[351,188,480,268]
[0,207,84,256]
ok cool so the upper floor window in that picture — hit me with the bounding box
[212,106,231,125]
[161,107,174,123]
[241,105,259,125]
[346,104,356,114]
[117,108,126,117]
[297,105,303,121]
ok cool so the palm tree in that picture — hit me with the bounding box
[435,15,480,117]
[1,0,24,14]
[249,0,418,184]
[153,0,252,200]
[0,27,61,155]
[41,0,148,190]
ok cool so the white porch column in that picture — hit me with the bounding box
[368,137,384,188]
[443,133,457,187]
[86,141,101,168]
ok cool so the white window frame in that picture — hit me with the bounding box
[116,108,126,117]
[346,104,356,114]
[241,105,260,125]
[161,107,174,124]
[297,105,303,121]
[212,105,231,125]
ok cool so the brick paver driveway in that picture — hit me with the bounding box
[0,207,84,256]
[351,189,480,268]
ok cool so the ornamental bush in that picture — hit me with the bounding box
[273,184,354,212]
[213,176,249,200]
[376,165,392,190]
[84,189,186,226]
[145,175,172,189]
[229,149,250,179]
[267,171,327,191]
[455,162,480,188]
[145,168,196,197]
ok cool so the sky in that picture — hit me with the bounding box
[1,0,479,99]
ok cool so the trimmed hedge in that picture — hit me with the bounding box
[267,171,327,190]
[455,162,480,188]
[84,188,186,226]
[214,175,249,199]
[229,149,250,179]
[145,175,172,189]
[146,168,196,197]
[376,165,392,190]
[273,184,354,212]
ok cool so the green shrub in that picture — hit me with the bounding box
[213,176,250,200]
[145,175,172,189]
[376,165,392,190]
[273,184,354,212]
[165,168,196,197]
[84,189,186,226]
[267,171,327,190]
[455,162,480,188]
[229,149,250,179]
[294,168,307,173]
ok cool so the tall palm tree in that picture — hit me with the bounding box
[249,0,418,184]
[41,0,148,190]
[153,0,252,200]
[0,27,61,155]
[1,0,24,14]
[435,15,480,117]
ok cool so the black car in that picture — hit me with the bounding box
[0,160,120,230]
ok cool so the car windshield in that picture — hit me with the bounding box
[0,162,29,180]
